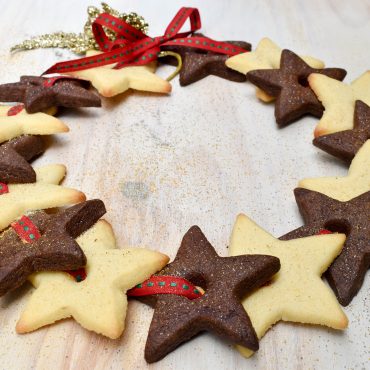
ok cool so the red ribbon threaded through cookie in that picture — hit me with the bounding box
[11,216,87,281]
[317,229,332,235]
[7,104,24,116]
[43,7,247,75]
[128,275,203,299]
[0,182,9,195]
[11,215,41,243]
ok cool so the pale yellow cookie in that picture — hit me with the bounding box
[65,50,171,97]
[299,140,370,201]
[0,105,57,116]
[16,220,169,339]
[229,214,347,358]
[0,164,85,231]
[0,105,68,143]
[225,37,324,102]
[308,71,370,136]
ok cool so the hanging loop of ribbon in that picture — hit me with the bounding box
[43,7,247,75]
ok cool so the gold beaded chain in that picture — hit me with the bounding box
[10,2,149,55]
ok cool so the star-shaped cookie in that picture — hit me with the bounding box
[308,70,370,136]
[313,100,370,162]
[0,76,101,113]
[0,164,85,231]
[65,50,171,97]
[0,199,105,296]
[230,214,348,358]
[281,188,370,306]
[161,33,251,86]
[0,135,44,183]
[142,226,280,363]
[299,139,370,201]
[16,219,169,339]
[0,104,68,144]
[247,49,346,126]
[225,37,324,102]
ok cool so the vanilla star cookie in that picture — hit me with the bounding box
[16,220,169,339]
[225,37,324,102]
[309,71,370,137]
[0,105,68,143]
[0,164,85,231]
[65,50,171,97]
[229,214,347,357]
[299,140,370,201]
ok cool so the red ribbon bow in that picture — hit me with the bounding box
[43,7,247,75]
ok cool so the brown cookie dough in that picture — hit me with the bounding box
[141,225,280,363]
[313,100,370,162]
[247,49,347,126]
[0,199,106,296]
[161,33,251,86]
[0,135,44,183]
[280,188,370,306]
[0,76,101,113]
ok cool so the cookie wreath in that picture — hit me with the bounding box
[0,2,368,368]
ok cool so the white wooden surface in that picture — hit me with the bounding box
[0,0,369,369]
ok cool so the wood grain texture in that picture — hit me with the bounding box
[0,0,369,369]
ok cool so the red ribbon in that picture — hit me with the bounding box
[127,275,203,300]
[0,182,9,195]
[67,268,87,282]
[317,229,332,235]
[43,7,247,75]
[11,215,41,243]
[7,104,24,116]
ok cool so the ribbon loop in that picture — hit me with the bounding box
[163,7,200,39]
[92,12,145,51]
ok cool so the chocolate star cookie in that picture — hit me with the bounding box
[280,188,370,306]
[0,135,44,184]
[142,225,280,363]
[247,49,347,126]
[0,76,101,113]
[313,100,370,162]
[0,199,106,296]
[226,37,324,102]
[161,33,251,86]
